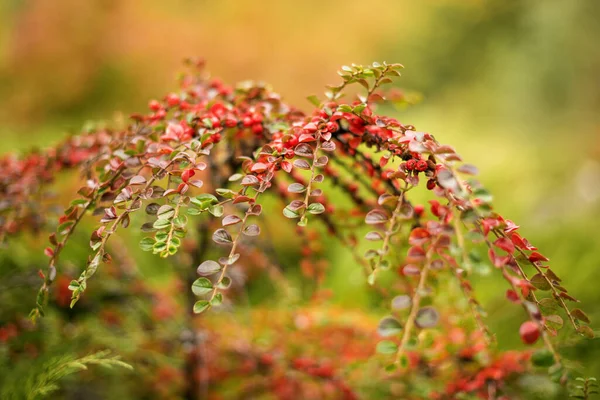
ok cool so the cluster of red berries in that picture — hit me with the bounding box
[405,158,429,172]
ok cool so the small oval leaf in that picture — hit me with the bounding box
[192,277,214,296]
[212,229,233,245]
[197,260,222,276]
[415,307,439,329]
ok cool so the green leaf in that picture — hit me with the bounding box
[155,232,168,242]
[139,237,155,252]
[218,276,232,290]
[399,354,409,368]
[208,205,224,217]
[173,215,188,228]
[153,219,171,230]
[187,207,203,216]
[157,205,175,220]
[531,349,555,367]
[539,297,559,312]
[191,194,218,209]
[152,241,168,253]
[307,202,325,215]
[67,280,80,291]
[70,199,88,206]
[377,317,403,337]
[283,206,299,219]
[376,340,398,355]
[193,300,210,314]
[367,272,376,286]
[297,214,307,227]
[191,278,214,296]
[215,188,236,198]
[545,314,564,330]
[202,117,213,128]
[211,293,223,306]
[531,273,551,290]
[384,364,398,373]
[57,221,75,234]
[306,95,321,107]
[415,307,439,329]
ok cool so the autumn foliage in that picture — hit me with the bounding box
[0,59,595,399]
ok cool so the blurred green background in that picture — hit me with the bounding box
[1,0,599,391]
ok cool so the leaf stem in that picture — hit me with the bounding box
[394,244,434,366]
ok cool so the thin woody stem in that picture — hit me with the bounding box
[495,229,578,330]
[395,244,435,366]
[452,215,494,343]
[208,191,261,303]
[372,185,408,282]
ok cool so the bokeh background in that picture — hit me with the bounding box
[1,0,599,397]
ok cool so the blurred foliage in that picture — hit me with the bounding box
[0,0,599,397]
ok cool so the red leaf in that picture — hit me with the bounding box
[488,248,509,268]
[408,228,430,246]
[348,137,362,149]
[177,183,189,194]
[402,264,421,276]
[510,233,527,250]
[406,246,426,263]
[233,196,251,204]
[302,122,318,133]
[281,161,292,173]
[250,162,268,173]
[493,237,515,254]
[130,175,147,185]
[181,168,195,183]
[503,219,520,233]
[481,218,500,236]
[528,252,549,263]
[429,200,441,217]
[298,134,316,143]
[505,289,520,303]
[510,233,537,251]
[44,247,55,258]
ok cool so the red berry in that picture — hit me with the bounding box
[251,112,263,123]
[416,160,428,172]
[165,93,180,107]
[252,123,263,134]
[519,321,540,345]
[406,159,416,170]
[148,100,161,111]
[242,117,253,127]
[155,109,166,119]
[325,121,338,133]
[426,179,436,190]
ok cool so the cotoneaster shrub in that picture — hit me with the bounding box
[0,59,596,399]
